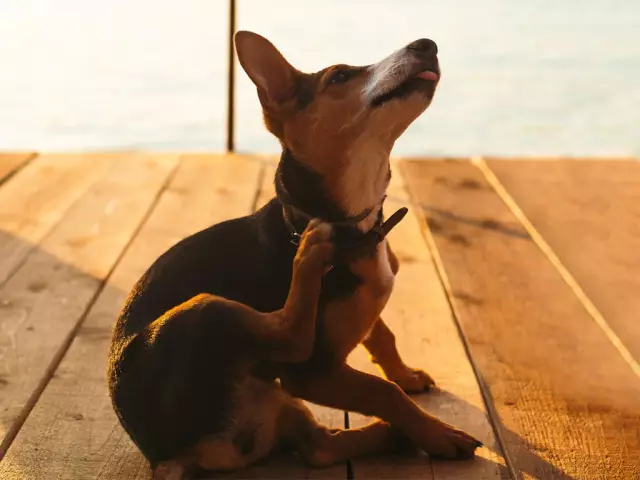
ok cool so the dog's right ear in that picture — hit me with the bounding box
[235,31,297,110]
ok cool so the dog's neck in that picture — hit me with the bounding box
[275,149,409,265]
[274,148,390,234]
[336,135,392,231]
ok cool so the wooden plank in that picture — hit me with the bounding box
[347,163,507,480]
[400,159,640,480]
[0,153,179,462]
[0,153,36,185]
[218,158,348,479]
[484,158,640,365]
[0,155,263,479]
[0,153,115,286]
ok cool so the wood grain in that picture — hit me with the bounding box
[0,153,179,464]
[0,154,262,479]
[347,163,507,480]
[0,153,115,286]
[400,159,640,480]
[0,153,36,185]
[485,158,640,363]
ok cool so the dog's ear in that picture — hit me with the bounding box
[235,31,297,110]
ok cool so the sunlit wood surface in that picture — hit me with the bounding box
[0,152,637,479]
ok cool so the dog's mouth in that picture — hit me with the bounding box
[370,68,440,108]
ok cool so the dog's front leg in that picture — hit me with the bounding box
[367,243,434,392]
[281,364,481,459]
[363,318,435,393]
[239,219,333,364]
[273,219,334,362]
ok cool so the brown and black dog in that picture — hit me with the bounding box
[108,31,481,479]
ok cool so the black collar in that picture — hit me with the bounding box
[274,149,408,264]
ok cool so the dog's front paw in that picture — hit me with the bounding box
[391,367,436,393]
[416,418,482,460]
[429,426,482,460]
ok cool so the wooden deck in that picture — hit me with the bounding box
[0,152,638,479]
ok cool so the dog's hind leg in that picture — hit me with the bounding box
[184,218,333,365]
[117,220,333,477]
[187,378,291,474]
[254,218,334,363]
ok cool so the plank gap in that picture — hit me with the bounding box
[408,166,520,480]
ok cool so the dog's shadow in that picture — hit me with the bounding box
[350,386,577,480]
[410,387,576,480]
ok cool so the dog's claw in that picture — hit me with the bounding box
[437,428,482,460]
[412,417,482,461]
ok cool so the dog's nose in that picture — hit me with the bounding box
[407,38,438,55]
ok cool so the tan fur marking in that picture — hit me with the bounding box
[192,378,286,471]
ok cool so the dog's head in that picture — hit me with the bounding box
[235,31,440,215]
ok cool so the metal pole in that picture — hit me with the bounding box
[226,0,236,152]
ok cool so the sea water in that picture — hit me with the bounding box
[1,0,638,157]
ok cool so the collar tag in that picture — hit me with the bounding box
[290,232,302,246]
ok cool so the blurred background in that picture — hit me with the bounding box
[1,0,638,157]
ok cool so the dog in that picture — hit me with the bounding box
[107,30,481,479]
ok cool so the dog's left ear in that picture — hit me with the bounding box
[235,31,297,110]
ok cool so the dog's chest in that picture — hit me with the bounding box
[321,240,395,360]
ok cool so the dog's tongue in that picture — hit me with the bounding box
[416,70,439,81]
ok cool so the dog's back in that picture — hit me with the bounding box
[112,199,294,337]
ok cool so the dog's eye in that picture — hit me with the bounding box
[328,70,350,85]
